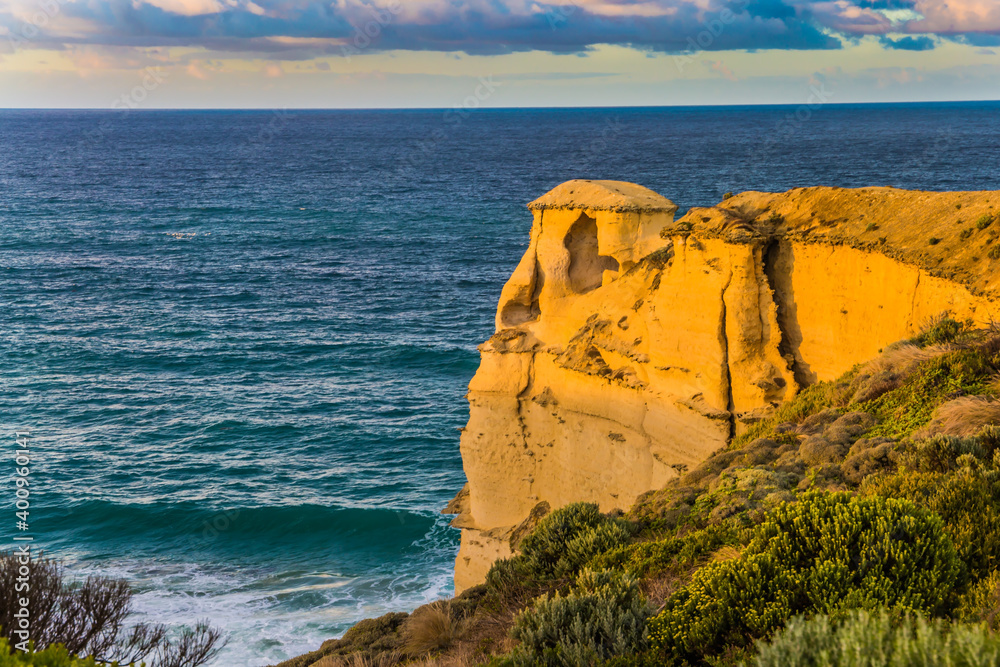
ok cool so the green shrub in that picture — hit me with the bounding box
[750,609,1000,667]
[513,503,634,582]
[0,640,99,666]
[504,569,651,666]
[908,318,967,348]
[590,523,737,580]
[977,214,994,231]
[929,237,942,246]
[990,246,1000,261]
[648,492,962,661]
[959,570,1000,630]
[861,470,1000,582]
[961,228,974,240]
[861,349,994,438]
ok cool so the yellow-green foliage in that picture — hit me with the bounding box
[0,642,99,666]
[860,428,1000,582]
[487,503,634,588]
[861,349,996,438]
[750,609,1000,667]
[959,570,1000,630]
[648,492,962,662]
[502,569,651,666]
[589,523,737,580]
[733,381,846,449]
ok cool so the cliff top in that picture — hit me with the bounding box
[528,179,679,213]
[670,186,1000,299]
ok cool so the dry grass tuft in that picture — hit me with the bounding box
[312,651,404,667]
[710,545,743,563]
[408,646,478,666]
[860,344,941,377]
[403,601,468,655]
[916,395,1000,438]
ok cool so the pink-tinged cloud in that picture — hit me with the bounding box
[908,0,1000,34]
[136,0,224,16]
[1,0,998,58]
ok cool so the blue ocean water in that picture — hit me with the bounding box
[1,103,999,665]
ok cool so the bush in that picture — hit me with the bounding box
[960,570,1000,630]
[862,469,1000,582]
[977,214,994,231]
[908,317,967,348]
[505,569,651,666]
[648,492,963,661]
[0,552,224,667]
[750,609,1000,667]
[861,348,994,438]
[0,640,99,666]
[590,523,736,580]
[498,503,634,583]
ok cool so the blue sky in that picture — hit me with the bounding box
[1,0,999,107]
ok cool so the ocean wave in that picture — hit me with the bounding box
[40,501,456,572]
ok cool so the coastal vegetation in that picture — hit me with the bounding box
[278,318,1000,666]
[0,553,224,667]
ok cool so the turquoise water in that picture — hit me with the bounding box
[2,104,999,665]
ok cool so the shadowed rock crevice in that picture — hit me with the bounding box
[763,239,812,387]
[565,212,619,294]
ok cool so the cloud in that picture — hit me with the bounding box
[142,0,225,16]
[0,0,996,59]
[879,34,935,50]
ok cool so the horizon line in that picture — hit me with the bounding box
[3,99,1000,112]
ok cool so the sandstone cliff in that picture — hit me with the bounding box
[449,180,1000,591]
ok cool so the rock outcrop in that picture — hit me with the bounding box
[448,180,1000,592]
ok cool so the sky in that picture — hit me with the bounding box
[0,0,999,108]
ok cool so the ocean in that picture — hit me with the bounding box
[2,103,999,665]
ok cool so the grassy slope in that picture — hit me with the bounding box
[277,319,1000,667]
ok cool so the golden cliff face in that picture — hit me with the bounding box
[449,180,1000,592]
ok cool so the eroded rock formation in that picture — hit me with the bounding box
[448,180,1000,592]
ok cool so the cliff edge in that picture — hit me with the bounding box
[449,180,1000,591]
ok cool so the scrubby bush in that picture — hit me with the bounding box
[960,571,1000,630]
[750,609,1000,667]
[0,640,99,666]
[909,317,967,348]
[0,552,224,667]
[977,214,995,231]
[861,348,994,438]
[504,569,650,666]
[490,503,634,585]
[648,492,963,661]
[590,523,736,580]
[861,432,1000,583]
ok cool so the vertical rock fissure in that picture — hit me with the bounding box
[719,265,736,442]
[763,238,809,389]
